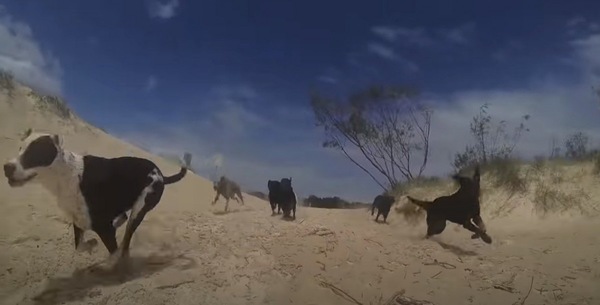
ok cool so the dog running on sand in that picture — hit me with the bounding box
[371,194,395,223]
[3,128,190,267]
[406,166,492,244]
[212,175,244,211]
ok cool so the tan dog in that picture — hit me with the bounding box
[212,176,244,211]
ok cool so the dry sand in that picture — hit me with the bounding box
[1,83,600,305]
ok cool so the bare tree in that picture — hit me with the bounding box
[564,131,589,160]
[311,85,432,190]
[453,103,530,170]
[549,136,561,159]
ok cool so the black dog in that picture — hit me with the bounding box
[267,177,297,219]
[279,177,297,220]
[406,166,492,244]
[371,194,395,223]
[267,180,282,215]
[3,129,190,267]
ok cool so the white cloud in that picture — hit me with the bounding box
[567,16,586,28]
[367,42,396,60]
[566,16,600,37]
[145,75,158,91]
[317,75,338,84]
[212,84,257,101]
[371,26,433,47]
[570,34,600,75]
[367,42,419,71]
[0,5,63,95]
[212,99,269,136]
[146,0,180,20]
[437,23,475,45]
[371,23,474,47]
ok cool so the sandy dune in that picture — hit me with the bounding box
[1,83,600,305]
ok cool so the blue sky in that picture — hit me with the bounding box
[1,1,600,201]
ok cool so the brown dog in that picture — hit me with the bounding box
[406,166,492,244]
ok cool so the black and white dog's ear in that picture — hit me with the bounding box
[52,134,62,147]
[20,128,33,141]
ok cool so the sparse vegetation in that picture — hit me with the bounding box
[533,183,585,215]
[484,158,528,194]
[392,175,443,196]
[0,70,16,97]
[593,154,600,176]
[564,131,590,160]
[453,103,530,171]
[532,155,546,172]
[449,103,530,194]
[28,91,72,119]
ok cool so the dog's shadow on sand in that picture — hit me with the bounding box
[212,209,246,216]
[435,240,478,256]
[32,253,194,305]
[212,210,234,215]
[374,219,390,225]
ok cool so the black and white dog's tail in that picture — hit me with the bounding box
[164,167,187,185]
[164,153,191,185]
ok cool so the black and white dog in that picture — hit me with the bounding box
[3,129,190,266]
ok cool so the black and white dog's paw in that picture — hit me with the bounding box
[480,233,493,244]
[113,213,128,229]
[472,232,492,244]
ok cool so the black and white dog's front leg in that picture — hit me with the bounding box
[469,215,488,239]
[73,224,98,254]
[112,213,128,229]
[463,218,492,244]
[109,182,164,267]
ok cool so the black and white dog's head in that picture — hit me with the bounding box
[3,128,63,187]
